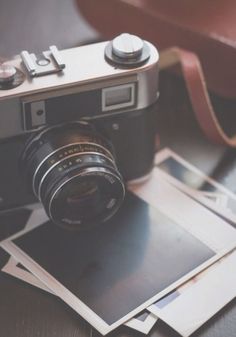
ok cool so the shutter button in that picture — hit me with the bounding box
[105,33,150,67]
[112,33,144,59]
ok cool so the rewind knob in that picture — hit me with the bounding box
[0,64,17,84]
[0,64,25,90]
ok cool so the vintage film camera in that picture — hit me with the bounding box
[0,33,159,229]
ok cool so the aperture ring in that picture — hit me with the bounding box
[38,152,119,202]
[36,151,117,201]
[32,142,114,195]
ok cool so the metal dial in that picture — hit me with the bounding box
[0,64,17,84]
[112,33,144,59]
[105,33,150,67]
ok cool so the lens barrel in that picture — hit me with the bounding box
[20,122,125,229]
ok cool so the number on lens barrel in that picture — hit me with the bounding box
[20,122,125,230]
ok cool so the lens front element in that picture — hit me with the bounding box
[48,167,124,229]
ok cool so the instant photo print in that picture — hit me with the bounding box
[1,176,232,334]
[2,255,158,334]
[4,249,236,336]
[155,148,236,226]
[2,175,236,335]
[149,249,236,337]
[0,205,48,244]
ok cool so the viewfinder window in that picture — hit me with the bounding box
[102,83,135,111]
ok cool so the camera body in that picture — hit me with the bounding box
[0,34,159,226]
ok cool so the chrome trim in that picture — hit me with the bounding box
[0,40,158,140]
[0,41,158,101]
[49,45,65,70]
[20,51,36,76]
[0,40,158,139]
[101,83,136,112]
[20,75,137,103]
[32,140,114,197]
[37,151,116,201]
[112,34,144,59]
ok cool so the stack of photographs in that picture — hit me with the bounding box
[1,148,236,337]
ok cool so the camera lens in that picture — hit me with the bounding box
[20,122,125,229]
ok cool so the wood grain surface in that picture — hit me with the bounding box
[0,0,235,336]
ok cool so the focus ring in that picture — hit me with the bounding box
[20,122,125,229]
[38,152,118,202]
[32,142,114,196]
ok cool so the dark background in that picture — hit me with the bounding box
[0,0,236,336]
[0,0,99,58]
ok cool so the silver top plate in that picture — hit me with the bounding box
[0,41,159,101]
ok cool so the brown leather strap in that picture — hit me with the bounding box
[159,47,236,147]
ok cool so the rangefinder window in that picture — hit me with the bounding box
[102,83,135,111]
